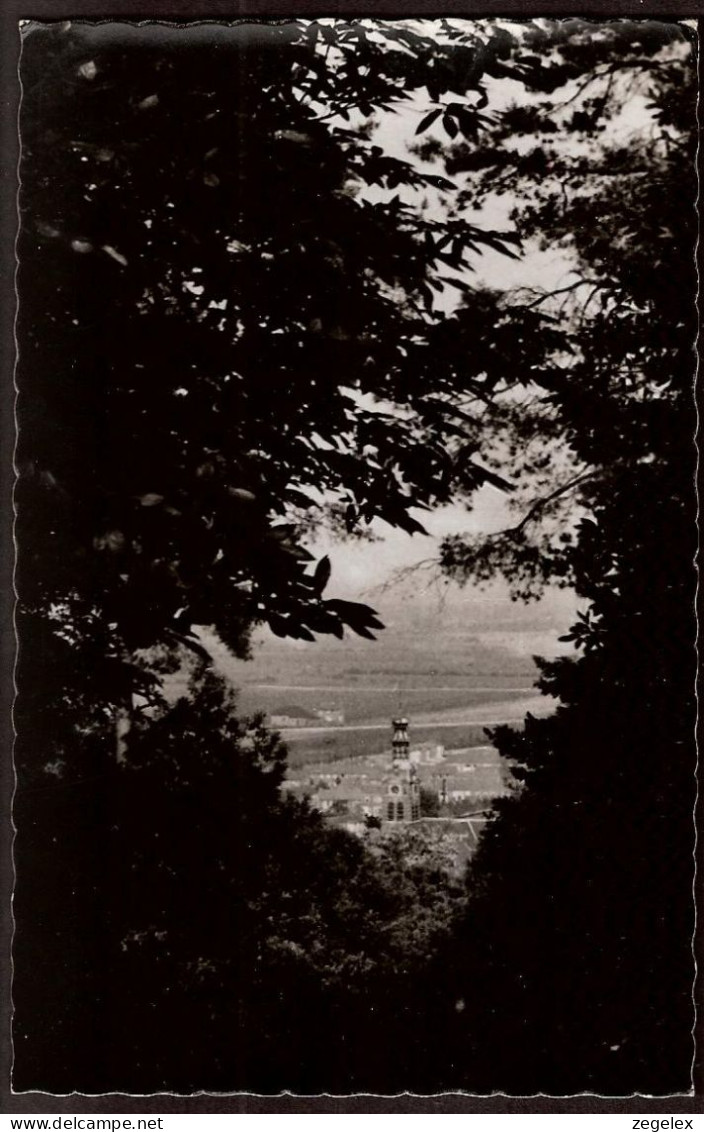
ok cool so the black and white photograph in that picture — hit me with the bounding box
[10,14,698,1099]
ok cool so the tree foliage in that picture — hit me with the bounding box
[409,20,697,1094]
[431,20,696,602]
[17,18,532,665]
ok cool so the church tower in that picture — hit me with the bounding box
[385,717,420,823]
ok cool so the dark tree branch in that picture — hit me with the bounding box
[554,64,616,110]
[492,469,597,539]
[513,278,600,311]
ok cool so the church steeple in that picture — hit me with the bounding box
[386,717,420,823]
[391,717,410,765]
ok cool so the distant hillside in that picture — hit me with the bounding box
[210,585,577,689]
[370,584,579,634]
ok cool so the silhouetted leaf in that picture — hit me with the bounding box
[313,554,332,595]
[415,107,443,135]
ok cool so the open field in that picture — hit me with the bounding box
[281,692,555,767]
[215,617,549,693]
[235,638,541,688]
[206,595,571,768]
[235,684,533,725]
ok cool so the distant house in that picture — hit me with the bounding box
[268,705,318,728]
[313,707,345,725]
[439,769,510,802]
[409,743,445,766]
[313,784,384,816]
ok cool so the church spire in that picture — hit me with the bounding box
[391,717,410,765]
